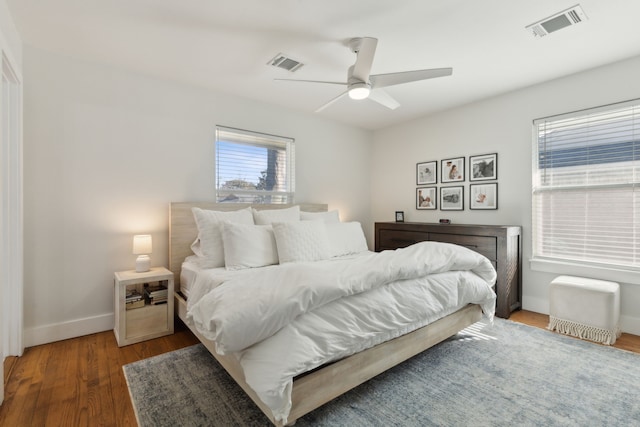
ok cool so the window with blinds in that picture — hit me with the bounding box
[532,99,640,270]
[215,126,295,204]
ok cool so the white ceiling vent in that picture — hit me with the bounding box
[268,53,304,72]
[526,4,588,38]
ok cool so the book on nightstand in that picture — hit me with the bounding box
[144,283,168,305]
[125,289,143,309]
[126,299,145,310]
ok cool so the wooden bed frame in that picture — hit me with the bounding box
[169,202,483,426]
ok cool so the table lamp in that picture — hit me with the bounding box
[133,234,152,272]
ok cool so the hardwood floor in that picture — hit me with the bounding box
[1,311,639,426]
[0,319,199,427]
[509,310,640,354]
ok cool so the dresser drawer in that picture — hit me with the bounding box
[378,229,429,250]
[427,233,497,261]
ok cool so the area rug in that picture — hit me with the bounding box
[123,319,640,426]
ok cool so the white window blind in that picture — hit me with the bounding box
[215,126,295,204]
[532,99,640,270]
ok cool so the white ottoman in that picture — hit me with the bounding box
[548,275,621,345]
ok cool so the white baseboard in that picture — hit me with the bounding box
[24,313,114,347]
[521,295,640,336]
[22,304,640,347]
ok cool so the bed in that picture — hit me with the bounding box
[169,202,496,426]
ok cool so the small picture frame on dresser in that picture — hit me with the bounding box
[395,211,405,222]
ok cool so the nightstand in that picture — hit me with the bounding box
[114,267,174,347]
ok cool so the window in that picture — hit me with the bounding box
[215,126,295,203]
[532,99,640,271]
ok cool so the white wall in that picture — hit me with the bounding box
[372,54,640,335]
[22,46,372,346]
[0,0,21,66]
[20,42,640,345]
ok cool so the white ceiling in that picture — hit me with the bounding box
[7,0,640,130]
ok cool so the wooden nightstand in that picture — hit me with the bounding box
[114,267,174,347]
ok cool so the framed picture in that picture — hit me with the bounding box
[470,183,498,210]
[440,186,464,210]
[416,161,437,185]
[469,153,497,181]
[441,157,464,183]
[395,211,405,222]
[416,187,437,210]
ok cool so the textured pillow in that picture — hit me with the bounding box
[300,209,340,223]
[272,221,331,263]
[221,222,279,270]
[191,207,254,268]
[253,205,300,225]
[325,222,369,257]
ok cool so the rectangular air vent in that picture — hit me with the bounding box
[268,53,304,72]
[526,4,588,38]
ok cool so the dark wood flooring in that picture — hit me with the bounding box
[1,320,198,426]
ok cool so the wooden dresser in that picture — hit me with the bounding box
[374,222,522,318]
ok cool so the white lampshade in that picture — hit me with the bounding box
[133,235,152,272]
[133,235,152,255]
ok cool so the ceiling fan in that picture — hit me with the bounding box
[277,37,452,112]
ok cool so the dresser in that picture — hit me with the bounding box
[375,222,522,318]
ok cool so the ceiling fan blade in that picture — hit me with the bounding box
[370,67,453,89]
[275,78,347,86]
[368,89,400,110]
[350,37,378,82]
[315,90,348,112]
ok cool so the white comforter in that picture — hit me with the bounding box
[186,241,497,423]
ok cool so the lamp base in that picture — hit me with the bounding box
[136,255,151,273]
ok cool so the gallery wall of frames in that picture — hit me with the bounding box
[416,153,498,211]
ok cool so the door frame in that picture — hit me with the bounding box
[1,50,24,404]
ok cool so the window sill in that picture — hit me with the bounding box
[530,258,640,285]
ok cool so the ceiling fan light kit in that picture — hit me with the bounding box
[276,36,452,111]
[348,82,371,100]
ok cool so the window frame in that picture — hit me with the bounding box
[531,99,640,284]
[215,126,295,204]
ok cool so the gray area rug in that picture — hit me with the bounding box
[123,318,640,426]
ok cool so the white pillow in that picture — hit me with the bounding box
[190,239,205,258]
[325,222,369,257]
[300,209,340,223]
[253,205,300,225]
[191,207,254,268]
[272,221,331,263]
[221,222,278,270]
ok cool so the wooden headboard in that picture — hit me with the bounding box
[169,202,328,286]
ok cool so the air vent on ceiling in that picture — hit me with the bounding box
[268,53,304,72]
[526,4,588,38]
